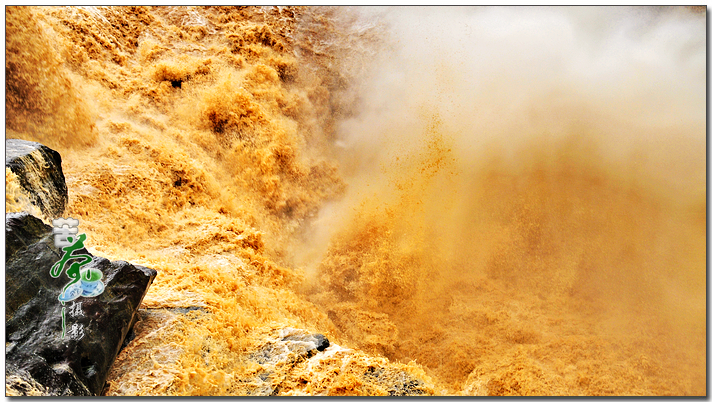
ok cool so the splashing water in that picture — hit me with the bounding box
[298,6,706,395]
[5,6,705,396]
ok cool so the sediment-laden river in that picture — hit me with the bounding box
[6,6,706,396]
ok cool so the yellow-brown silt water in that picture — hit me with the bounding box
[5,6,706,396]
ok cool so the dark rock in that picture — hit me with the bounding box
[6,139,68,219]
[118,325,137,353]
[5,212,63,318]
[247,329,331,395]
[5,212,55,275]
[363,367,430,396]
[282,332,330,352]
[245,329,433,396]
[5,212,157,396]
[387,377,428,396]
[252,331,330,366]
[313,334,330,351]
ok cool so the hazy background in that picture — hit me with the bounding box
[299,6,706,394]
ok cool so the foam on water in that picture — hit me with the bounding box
[5,6,706,396]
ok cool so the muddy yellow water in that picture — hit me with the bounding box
[6,6,706,396]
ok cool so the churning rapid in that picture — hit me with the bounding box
[5,6,706,396]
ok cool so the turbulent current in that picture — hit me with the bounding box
[5,6,706,396]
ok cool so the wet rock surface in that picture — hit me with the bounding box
[5,139,68,219]
[5,212,157,396]
[364,367,430,396]
[5,212,52,278]
[243,328,431,396]
[252,331,331,366]
[243,327,434,396]
[247,328,333,396]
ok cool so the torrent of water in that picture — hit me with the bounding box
[5,6,706,396]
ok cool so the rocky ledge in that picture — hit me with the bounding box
[5,138,157,396]
[6,139,68,219]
